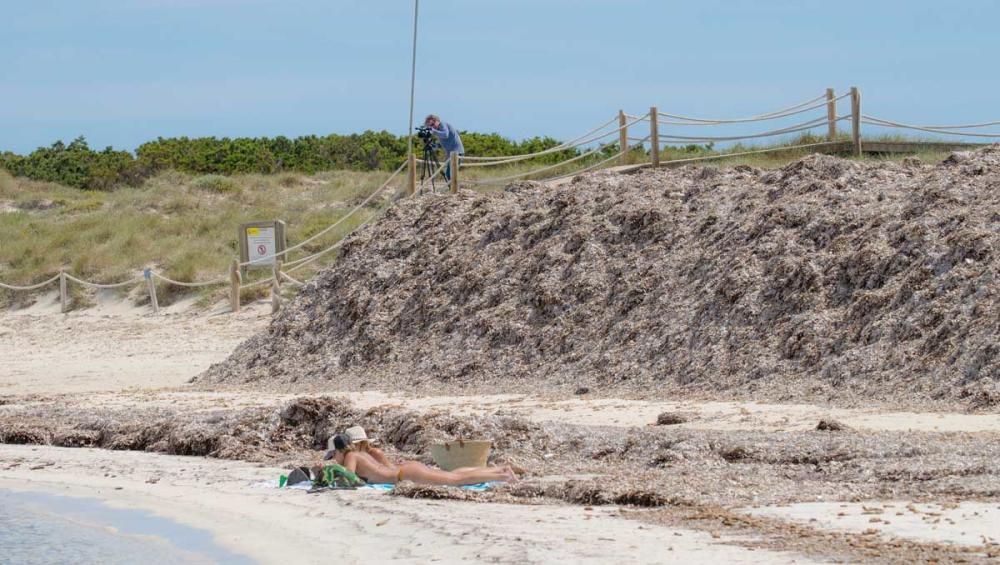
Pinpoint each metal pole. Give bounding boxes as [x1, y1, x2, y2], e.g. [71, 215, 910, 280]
[406, 0, 419, 162]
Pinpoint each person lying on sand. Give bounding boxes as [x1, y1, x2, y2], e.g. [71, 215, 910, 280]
[324, 433, 516, 486]
[341, 425, 392, 467]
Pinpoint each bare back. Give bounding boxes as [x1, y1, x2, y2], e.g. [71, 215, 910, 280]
[345, 451, 398, 483]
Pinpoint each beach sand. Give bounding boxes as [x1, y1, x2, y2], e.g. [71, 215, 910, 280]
[2, 306, 999, 563]
[0, 444, 821, 564]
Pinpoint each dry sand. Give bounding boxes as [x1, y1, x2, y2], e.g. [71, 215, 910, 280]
[3, 307, 1000, 562]
[0, 295, 270, 394]
[0, 306, 829, 563]
[746, 501, 1000, 548]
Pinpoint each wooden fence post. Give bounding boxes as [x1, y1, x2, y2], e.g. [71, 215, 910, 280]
[649, 106, 660, 167]
[449, 152, 459, 193]
[59, 269, 67, 313]
[143, 268, 159, 314]
[407, 153, 417, 195]
[618, 110, 628, 165]
[229, 259, 241, 314]
[826, 88, 837, 141]
[851, 86, 862, 157]
[271, 260, 283, 315]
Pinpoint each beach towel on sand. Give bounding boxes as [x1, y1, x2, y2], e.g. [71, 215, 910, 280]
[360, 482, 498, 492]
[315, 464, 365, 488]
[278, 464, 364, 490]
[279, 467, 499, 493]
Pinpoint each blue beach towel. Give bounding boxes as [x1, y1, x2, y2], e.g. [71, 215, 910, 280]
[361, 482, 497, 492]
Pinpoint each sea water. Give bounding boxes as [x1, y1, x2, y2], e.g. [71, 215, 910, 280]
[0, 489, 254, 564]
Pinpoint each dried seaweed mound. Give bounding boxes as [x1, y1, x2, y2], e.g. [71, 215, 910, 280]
[201, 147, 1000, 407]
[0, 396, 549, 464]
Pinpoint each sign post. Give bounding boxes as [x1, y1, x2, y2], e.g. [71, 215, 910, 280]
[238, 220, 287, 278]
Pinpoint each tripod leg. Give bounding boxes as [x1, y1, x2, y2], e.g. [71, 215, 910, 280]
[431, 157, 439, 191]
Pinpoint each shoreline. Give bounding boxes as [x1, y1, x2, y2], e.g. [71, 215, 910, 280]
[0, 445, 819, 564]
[0, 487, 252, 564]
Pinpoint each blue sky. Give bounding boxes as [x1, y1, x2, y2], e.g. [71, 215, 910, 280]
[2, 0, 999, 154]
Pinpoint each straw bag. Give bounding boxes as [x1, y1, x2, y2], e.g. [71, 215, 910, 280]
[429, 439, 492, 471]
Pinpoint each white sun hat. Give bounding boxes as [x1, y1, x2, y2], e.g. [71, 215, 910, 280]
[344, 426, 370, 444]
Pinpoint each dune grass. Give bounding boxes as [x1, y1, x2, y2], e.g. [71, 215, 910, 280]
[0, 168, 394, 307]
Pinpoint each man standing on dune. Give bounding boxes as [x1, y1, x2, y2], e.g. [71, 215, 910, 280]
[424, 114, 464, 182]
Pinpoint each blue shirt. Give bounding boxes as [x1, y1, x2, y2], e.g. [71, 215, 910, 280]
[431, 122, 464, 155]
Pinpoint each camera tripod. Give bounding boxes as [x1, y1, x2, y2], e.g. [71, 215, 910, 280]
[419, 139, 441, 192]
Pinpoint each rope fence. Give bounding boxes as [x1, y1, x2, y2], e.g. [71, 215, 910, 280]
[658, 93, 849, 125]
[6, 85, 999, 315]
[862, 115, 1000, 138]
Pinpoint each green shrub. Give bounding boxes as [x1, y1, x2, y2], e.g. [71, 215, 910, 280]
[1, 130, 590, 191]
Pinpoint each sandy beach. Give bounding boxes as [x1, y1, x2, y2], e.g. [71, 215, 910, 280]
[0, 305, 818, 563]
[2, 305, 999, 563]
[2, 444, 829, 564]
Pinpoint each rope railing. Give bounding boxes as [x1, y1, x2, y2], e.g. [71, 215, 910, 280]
[649, 140, 845, 166]
[862, 115, 1000, 138]
[899, 119, 1000, 130]
[461, 115, 620, 162]
[466, 147, 607, 186]
[461, 113, 645, 167]
[0, 273, 62, 291]
[735, 92, 829, 119]
[539, 148, 629, 184]
[239, 276, 273, 290]
[280, 272, 305, 287]
[658, 93, 846, 125]
[658, 115, 849, 143]
[460, 113, 649, 185]
[63, 273, 144, 290]
[151, 272, 227, 288]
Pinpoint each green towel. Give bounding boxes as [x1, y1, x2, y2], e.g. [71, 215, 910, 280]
[315, 463, 365, 488]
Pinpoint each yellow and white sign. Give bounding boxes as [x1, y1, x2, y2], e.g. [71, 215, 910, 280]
[247, 226, 276, 265]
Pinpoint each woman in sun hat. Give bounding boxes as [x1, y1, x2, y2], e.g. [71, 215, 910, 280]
[343, 425, 392, 466]
[326, 433, 515, 486]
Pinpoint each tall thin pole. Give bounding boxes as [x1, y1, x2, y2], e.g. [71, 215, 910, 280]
[407, 0, 419, 159]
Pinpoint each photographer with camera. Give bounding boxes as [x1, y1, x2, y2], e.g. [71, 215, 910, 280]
[423, 114, 464, 182]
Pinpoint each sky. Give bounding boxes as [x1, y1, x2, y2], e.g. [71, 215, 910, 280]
[2, 0, 999, 154]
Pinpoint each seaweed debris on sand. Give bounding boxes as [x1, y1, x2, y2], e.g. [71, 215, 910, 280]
[200, 148, 1000, 408]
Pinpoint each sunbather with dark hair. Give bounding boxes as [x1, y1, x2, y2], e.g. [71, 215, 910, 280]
[325, 434, 516, 486]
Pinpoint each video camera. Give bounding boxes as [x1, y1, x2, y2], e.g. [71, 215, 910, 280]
[415, 125, 438, 148]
